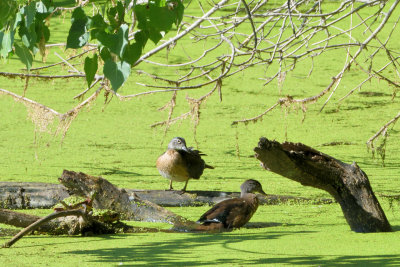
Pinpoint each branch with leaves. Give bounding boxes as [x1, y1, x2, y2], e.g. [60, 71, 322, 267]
[0, 0, 399, 154]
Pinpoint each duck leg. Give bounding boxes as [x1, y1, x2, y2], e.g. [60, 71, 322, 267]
[169, 180, 173, 190]
[181, 179, 189, 192]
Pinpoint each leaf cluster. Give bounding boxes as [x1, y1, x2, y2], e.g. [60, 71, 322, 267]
[0, 0, 185, 91]
[0, 0, 53, 70]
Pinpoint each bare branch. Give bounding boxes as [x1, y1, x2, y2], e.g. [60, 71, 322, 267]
[367, 111, 400, 148]
[0, 72, 85, 79]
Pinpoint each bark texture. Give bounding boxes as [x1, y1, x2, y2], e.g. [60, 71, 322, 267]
[254, 137, 391, 233]
[58, 170, 192, 226]
[0, 208, 87, 235]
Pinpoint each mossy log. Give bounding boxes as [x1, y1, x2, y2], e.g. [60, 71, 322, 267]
[58, 170, 192, 226]
[1, 208, 171, 248]
[0, 208, 93, 235]
[254, 137, 391, 233]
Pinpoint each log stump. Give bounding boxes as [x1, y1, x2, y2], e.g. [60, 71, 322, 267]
[254, 137, 391, 233]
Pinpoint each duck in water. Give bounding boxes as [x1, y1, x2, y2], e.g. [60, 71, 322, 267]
[196, 179, 266, 231]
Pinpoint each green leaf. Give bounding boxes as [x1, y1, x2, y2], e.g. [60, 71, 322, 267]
[0, 0, 18, 30]
[123, 30, 147, 65]
[35, 1, 48, 13]
[103, 59, 131, 91]
[172, 0, 185, 26]
[12, 12, 22, 31]
[35, 20, 50, 43]
[18, 23, 37, 51]
[134, 0, 184, 44]
[89, 14, 108, 40]
[15, 43, 33, 71]
[66, 7, 90, 49]
[99, 46, 111, 62]
[107, 1, 125, 30]
[35, 1, 53, 21]
[26, 2, 37, 28]
[0, 30, 14, 58]
[84, 54, 98, 88]
[96, 24, 129, 59]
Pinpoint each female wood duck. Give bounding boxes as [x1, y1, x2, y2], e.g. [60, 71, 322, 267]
[156, 137, 214, 192]
[196, 179, 266, 231]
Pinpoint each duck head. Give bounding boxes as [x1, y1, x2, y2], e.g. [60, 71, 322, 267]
[168, 137, 189, 152]
[240, 179, 266, 197]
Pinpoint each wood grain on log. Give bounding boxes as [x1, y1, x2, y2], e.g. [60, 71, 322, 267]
[254, 137, 391, 233]
[58, 170, 192, 226]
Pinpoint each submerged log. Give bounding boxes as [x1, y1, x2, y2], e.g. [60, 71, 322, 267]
[0, 182, 69, 209]
[254, 137, 392, 233]
[0, 182, 332, 209]
[129, 189, 332, 206]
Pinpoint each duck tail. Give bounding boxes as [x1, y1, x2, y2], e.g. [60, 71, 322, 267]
[205, 164, 214, 169]
[172, 221, 225, 233]
[194, 222, 225, 232]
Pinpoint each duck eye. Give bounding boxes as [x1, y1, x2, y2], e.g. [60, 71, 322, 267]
[177, 140, 181, 144]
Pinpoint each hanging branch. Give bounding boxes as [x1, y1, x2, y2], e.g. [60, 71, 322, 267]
[367, 111, 400, 151]
[1, 0, 399, 147]
[232, 77, 338, 125]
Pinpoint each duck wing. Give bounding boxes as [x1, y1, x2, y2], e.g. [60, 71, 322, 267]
[177, 149, 207, 179]
[197, 198, 253, 229]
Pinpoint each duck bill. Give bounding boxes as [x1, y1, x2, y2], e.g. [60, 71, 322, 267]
[258, 189, 267, 196]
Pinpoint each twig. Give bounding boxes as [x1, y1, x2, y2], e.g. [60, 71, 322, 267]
[54, 52, 83, 74]
[0, 88, 62, 117]
[367, 111, 400, 147]
[240, 0, 258, 48]
[232, 76, 338, 125]
[29, 48, 97, 71]
[0, 72, 85, 79]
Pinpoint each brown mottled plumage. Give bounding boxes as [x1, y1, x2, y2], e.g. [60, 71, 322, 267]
[196, 179, 266, 231]
[156, 137, 214, 191]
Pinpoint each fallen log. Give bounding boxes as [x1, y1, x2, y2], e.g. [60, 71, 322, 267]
[0, 182, 332, 209]
[0, 208, 92, 235]
[254, 137, 392, 233]
[58, 170, 193, 226]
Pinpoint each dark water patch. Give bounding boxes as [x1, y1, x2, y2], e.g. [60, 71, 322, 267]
[359, 91, 392, 97]
[245, 222, 284, 228]
[99, 169, 143, 177]
[318, 141, 356, 147]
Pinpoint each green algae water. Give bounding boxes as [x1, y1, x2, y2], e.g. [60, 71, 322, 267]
[0, 1, 399, 266]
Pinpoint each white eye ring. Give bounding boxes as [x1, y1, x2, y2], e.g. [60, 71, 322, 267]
[177, 140, 181, 144]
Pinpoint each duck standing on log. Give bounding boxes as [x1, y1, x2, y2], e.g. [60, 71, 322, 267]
[196, 179, 266, 231]
[156, 137, 214, 192]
